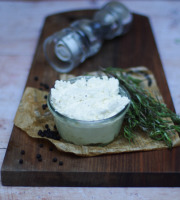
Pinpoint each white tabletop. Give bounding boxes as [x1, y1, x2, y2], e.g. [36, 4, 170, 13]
[0, 1, 180, 199]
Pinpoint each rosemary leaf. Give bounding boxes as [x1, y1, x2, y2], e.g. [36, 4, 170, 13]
[103, 67, 180, 148]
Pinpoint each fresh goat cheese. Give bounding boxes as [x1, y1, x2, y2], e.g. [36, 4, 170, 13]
[50, 76, 130, 121]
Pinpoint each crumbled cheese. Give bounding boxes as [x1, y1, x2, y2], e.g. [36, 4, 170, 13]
[51, 76, 130, 121]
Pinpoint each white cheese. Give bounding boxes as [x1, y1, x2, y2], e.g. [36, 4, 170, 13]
[51, 76, 130, 121]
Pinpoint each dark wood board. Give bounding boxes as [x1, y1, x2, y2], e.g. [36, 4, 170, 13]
[1, 10, 180, 187]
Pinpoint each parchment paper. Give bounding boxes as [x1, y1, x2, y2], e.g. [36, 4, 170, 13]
[14, 67, 180, 156]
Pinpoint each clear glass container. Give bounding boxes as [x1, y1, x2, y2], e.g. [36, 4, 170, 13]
[47, 76, 131, 146]
[43, 1, 133, 73]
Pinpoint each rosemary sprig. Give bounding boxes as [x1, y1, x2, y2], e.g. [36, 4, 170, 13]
[103, 67, 180, 148]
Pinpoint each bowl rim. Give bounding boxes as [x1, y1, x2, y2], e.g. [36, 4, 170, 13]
[47, 76, 131, 124]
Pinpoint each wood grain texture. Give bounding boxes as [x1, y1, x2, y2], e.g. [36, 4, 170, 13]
[1, 10, 180, 187]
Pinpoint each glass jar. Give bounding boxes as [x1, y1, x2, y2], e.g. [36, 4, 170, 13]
[43, 1, 133, 73]
[47, 76, 131, 146]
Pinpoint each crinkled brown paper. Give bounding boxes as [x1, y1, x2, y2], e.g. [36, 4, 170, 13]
[14, 67, 180, 157]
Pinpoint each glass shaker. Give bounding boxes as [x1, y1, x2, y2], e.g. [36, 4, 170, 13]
[43, 1, 133, 73]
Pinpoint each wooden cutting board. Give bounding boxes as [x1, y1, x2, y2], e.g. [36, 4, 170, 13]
[1, 10, 180, 187]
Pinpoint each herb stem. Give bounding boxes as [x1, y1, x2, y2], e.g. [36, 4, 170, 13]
[103, 67, 180, 148]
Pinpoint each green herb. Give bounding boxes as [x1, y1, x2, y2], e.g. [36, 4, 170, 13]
[103, 67, 180, 148]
